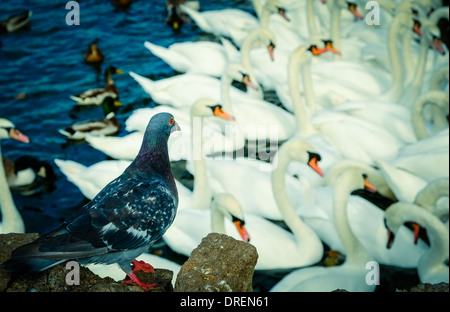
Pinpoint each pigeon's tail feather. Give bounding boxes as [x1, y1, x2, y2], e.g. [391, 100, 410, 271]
[2, 256, 66, 275]
[1, 226, 104, 276]
[1, 240, 68, 275]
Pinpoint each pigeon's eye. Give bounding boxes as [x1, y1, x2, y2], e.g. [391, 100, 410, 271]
[168, 117, 174, 125]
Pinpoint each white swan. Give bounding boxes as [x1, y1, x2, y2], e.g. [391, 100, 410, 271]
[96, 103, 244, 161]
[414, 178, 449, 224]
[385, 202, 449, 284]
[219, 62, 296, 142]
[144, 39, 230, 78]
[391, 136, 449, 183]
[400, 21, 448, 108]
[53, 158, 132, 200]
[410, 90, 449, 140]
[143, 28, 277, 100]
[286, 159, 428, 267]
[166, 104, 325, 269]
[162, 193, 251, 258]
[284, 40, 403, 167]
[172, 138, 326, 269]
[0, 118, 29, 234]
[270, 167, 380, 292]
[332, 89, 448, 144]
[128, 65, 256, 110]
[312, 6, 442, 107]
[180, 0, 287, 47]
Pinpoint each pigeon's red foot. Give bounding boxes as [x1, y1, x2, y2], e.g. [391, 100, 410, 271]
[122, 272, 157, 291]
[131, 259, 155, 273]
[121, 259, 157, 291]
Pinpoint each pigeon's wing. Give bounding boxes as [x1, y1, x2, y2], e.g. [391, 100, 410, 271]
[66, 174, 178, 251]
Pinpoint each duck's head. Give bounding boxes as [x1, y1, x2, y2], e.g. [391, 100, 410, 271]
[166, 5, 184, 32]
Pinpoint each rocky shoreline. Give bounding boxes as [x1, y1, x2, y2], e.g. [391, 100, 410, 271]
[0, 232, 448, 292]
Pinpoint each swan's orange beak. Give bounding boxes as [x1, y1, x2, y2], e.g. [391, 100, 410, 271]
[363, 175, 377, 192]
[413, 20, 422, 36]
[278, 7, 290, 22]
[411, 223, 421, 244]
[268, 42, 275, 61]
[213, 106, 234, 121]
[324, 40, 341, 55]
[384, 218, 395, 249]
[9, 128, 30, 143]
[431, 37, 446, 55]
[386, 229, 395, 249]
[309, 45, 328, 56]
[348, 3, 363, 20]
[308, 153, 324, 176]
[242, 74, 259, 91]
[233, 218, 250, 243]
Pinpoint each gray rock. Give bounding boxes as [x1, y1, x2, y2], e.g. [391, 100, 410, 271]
[0, 233, 172, 292]
[174, 232, 258, 292]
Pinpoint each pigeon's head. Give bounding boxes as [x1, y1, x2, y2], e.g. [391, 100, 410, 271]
[147, 112, 181, 140]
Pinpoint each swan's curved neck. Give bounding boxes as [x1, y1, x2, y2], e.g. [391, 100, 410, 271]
[389, 203, 449, 280]
[330, 1, 342, 61]
[240, 31, 264, 99]
[307, 0, 318, 36]
[190, 116, 212, 209]
[333, 173, 371, 266]
[221, 70, 235, 116]
[386, 12, 412, 102]
[259, 1, 277, 29]
[210, 202, 226, 233]
[252, 0, 264, 18]
[0, 145, 25, 233]
[288, 46, 316, 136]
[428, 65, 449, 91]
[401, 34, 430, 107]
[415, 178, 450, 213]
[411, 91, 449, 140]
[272, 147, 323, 255]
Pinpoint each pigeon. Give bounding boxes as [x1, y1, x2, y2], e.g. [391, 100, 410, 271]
[2, 112, 180, 290]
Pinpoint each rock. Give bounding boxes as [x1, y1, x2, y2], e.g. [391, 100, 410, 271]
[396, 282, 449, 292]
[0, 233, 172, 292]
[0, 233, 39, 292]
[174, 233, 258, 292]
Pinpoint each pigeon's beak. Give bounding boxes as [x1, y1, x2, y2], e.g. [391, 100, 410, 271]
[9, 128, 30, 143]
[171, 121, 181, 134]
